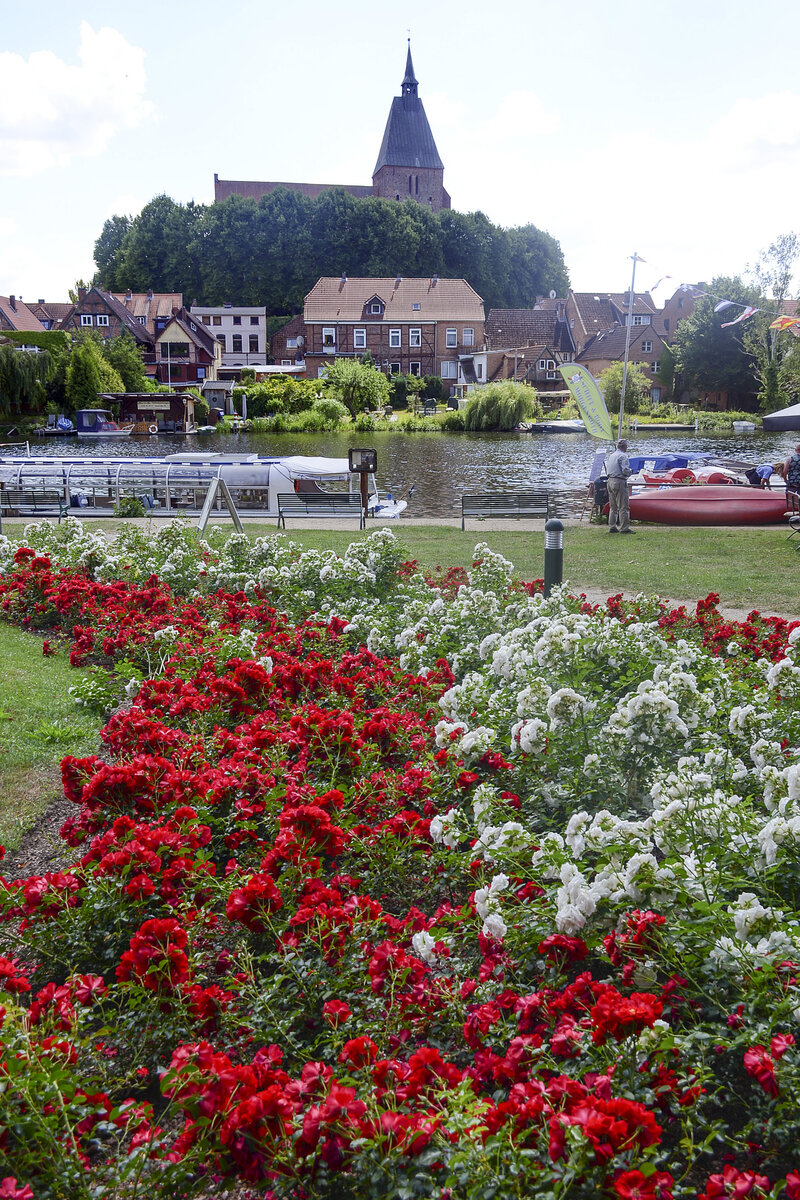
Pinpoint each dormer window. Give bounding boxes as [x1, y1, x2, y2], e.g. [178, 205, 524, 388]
[412, 303, 420, 311]
[371, 303, 381, 314]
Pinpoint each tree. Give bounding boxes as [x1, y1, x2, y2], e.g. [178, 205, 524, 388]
[598, 361, 651, 414]
[102, 330, 149, 392]
[656, 343, 676, 401]
[0, 346, 51, 417]
[93, 215, 132, 289]
[65, 339, 114, 408]
[322, 359, 390, 416]
[744, 233, 800, 412]
[674, 276, 761, 403]
[463, 381, 539, 430]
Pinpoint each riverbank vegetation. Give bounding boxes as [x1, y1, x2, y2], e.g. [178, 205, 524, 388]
[2, 522, 800, 1195]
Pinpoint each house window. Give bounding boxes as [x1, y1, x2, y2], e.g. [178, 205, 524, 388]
[538, 359, 547, 369]
[232, 315, 242, 326]
[409, 328, 421, 348]
[388, 362, 401, 374]
[162, 342, 189, 357]
[249, 335, 258, 353]
[409, 361, 421, 376]
[463, 328, 474, 346]
[547, 359, 556, 370]
[650, 387, 662, 404]
[631, 314, 651, 326]
[212, 315, 222, 326]
[445, 328, 458, 348]
[546, 371, 557, 380]
[317, 365, 327, 378]
[370, 303, 382, 314]
[201, 315, 210, 324]
[217, 335, 226, 350]
[282, 359, 292, 366]
[678, 299, 684, 309]
[197, 367, 206, 379]
[664, 318, 670, 332]
[354, 328, 367, 349]
[232, 335, 242, 352]
[389, 328, 401, 348]
[322, 327, 336, 348]
[441, 361, 458, 379]
[412, 303, 420, 311]
[652, 360, 660, 373]
[476, 363, 483, 379]
[642, 339, 653, 353]
[286, 337, 297, 349]
[80, 314, 93, 326]
[96, 314, 109, 327]
[250, 316, 259, 326]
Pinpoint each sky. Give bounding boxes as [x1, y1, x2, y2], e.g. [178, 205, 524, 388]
[2, 0, 800, 307]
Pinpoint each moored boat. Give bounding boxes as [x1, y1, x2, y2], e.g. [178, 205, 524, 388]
[76, 409, 135, 439]
[629, 485, 788, 525]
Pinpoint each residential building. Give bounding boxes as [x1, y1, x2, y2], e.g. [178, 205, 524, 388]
[538, 291, 658, 355]
[110, 291, 183, 338]
[575, 325, 671, 404]
[155, 312, 222, 389]
[270, 313, 307, 368]
[0, 295, 46, 336]
[190, 304, 268, 376]
[27, 300, 72, 330]
[61, 287, 158, 375]
[480, 307, 576, 391]
[295, 276, 484, 391]
[655, 285, 699, 339]
[214, 44, 450, 213]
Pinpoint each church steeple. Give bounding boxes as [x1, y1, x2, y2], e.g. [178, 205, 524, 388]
[401, 41, 418, 98]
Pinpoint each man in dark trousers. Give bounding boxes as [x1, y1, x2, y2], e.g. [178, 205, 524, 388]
[605, 439, 634, 534]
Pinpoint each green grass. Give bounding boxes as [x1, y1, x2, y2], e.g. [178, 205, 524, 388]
[0, 623, 99, 850]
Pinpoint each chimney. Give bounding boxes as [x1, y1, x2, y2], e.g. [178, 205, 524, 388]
[172, 305, 180, 317]
[146, 288, 153, 300]
[8, 295, 16, 312]
[432, 274, 438, 285]
[78, 287, 86, 302]
[395, 274, 402, 288]
[38, 298, 45, 305]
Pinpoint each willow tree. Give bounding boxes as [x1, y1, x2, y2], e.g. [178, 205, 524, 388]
[0, 345, 52, 417]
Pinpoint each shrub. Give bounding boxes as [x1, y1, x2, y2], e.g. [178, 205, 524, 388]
[463, 381, 540, 431]
[441, 410, 465, 431]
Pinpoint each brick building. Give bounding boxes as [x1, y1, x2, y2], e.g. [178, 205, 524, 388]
[214, 45, 450, 213]
[575, 325, 671, 403]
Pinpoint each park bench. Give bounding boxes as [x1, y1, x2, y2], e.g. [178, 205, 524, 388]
[277, 492, 366, 529]
[0, 486, 69, 522]
[461, 490, 552, 531]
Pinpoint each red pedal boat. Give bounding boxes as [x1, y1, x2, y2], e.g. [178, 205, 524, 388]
[629, 485, 788, 525]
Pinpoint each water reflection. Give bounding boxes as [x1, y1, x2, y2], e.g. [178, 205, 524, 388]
[26, 428, 800, 519]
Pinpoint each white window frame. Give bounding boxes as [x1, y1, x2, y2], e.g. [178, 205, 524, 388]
[412, 302, 421, 311]
[370, 302, 382, 314]
[389, 328, 401, 348]
[463, 327, 474, 347]
[286, 337, 297, 349]
[547, 359, 556, 370]
[476, 363, 483, 379]
[538, 358, 547, 370]
[353, 328, 367, 349]
[409, 361, 421, 376]
[96, 314, 109, 327]
[641, 339, 653, 353]
[322, 327, 336, 348]
[80, 314, 93, 326]
[441, 361, 458, 379]
[445, 328, 458, 348]
[631, 314, 651, 326]
[282, 359, 292, 366]
[388, 362, 401, 374]
[546, 371, 557, 380]
[652, 360, 661, 373]
[409, 327, 421, 348]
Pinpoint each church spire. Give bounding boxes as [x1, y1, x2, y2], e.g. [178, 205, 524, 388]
[401, 40, 418, 98]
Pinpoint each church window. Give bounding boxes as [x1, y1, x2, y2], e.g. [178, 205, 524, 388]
[409, 328, 421, 348]
[463, 328, 474, 346]
[389, 329, 401, 348]
[409, 361, 421, 376]
[415, 175, 419, 195]
[408, 175, 413, 194]
[232, 335, 242, 352]
[395, 194, 400, 201]
[354, 328, 367, 349]
[445, 328, 458, 348]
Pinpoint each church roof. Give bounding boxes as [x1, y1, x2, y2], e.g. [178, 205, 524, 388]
[373, 47, 444, 174]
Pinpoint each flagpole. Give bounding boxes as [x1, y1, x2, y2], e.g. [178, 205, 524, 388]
[619, 252, 641, 436]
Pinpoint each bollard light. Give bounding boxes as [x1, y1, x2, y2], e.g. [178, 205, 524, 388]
[544, 518, 564, 598]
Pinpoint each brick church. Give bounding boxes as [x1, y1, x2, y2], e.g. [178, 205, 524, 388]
[214, 45, 451, 213]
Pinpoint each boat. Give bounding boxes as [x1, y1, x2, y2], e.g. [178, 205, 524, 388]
[529, 419, 587, 434]
[75, 409, 135, 439]
[0, 452, 408, 520]
[33, 415, 76, 437]
[732, 420, 756, 433]
[629, 484, 788, 525]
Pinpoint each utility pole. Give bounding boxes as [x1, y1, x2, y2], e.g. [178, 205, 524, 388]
[619, 252, 642, 435]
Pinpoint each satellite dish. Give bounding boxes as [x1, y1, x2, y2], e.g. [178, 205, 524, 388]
[549, 290, 557, 299]
[296, 335, 305, 346]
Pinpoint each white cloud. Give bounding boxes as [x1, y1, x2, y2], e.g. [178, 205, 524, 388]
[0, 22, 154, 176]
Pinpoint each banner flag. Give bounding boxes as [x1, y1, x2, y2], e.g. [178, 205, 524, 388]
[769, 315, 800, 331]
[714, 300, 735, 313]
[559, 363, 614, 441]
[721, 306, 759, 328]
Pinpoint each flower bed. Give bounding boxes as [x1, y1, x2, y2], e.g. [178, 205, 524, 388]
[1, 521, 800, 1198]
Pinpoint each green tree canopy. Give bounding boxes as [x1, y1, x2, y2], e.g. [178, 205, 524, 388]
[674, 276, 762, 402]
[463, 380, 539, 430]
[102, 330, 150, 392]
[598, 361, 652, 414]
[94, 190, 570, 314]
[322, 359, 390, 416]
[65, 339, 103, 408]
[0, 346, 51, 417]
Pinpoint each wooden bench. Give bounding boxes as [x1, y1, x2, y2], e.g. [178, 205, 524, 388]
[461, 491, 551, 530]
[277, 492, 366, 529]
[0, 487, 69, 522]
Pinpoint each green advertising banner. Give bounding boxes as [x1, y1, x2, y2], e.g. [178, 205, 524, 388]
[558, 363, 614, 441]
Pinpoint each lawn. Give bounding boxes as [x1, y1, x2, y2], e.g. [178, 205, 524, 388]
[3, 517, 799, 614]
[0, 622, 98, 850]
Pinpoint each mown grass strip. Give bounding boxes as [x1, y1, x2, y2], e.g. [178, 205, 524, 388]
[0, 622, 98, 850]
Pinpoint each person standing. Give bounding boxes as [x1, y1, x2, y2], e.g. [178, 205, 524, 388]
[605, 439, 634, 534]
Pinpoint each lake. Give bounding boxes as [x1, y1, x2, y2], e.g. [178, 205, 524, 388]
[25, 427, 800, 519]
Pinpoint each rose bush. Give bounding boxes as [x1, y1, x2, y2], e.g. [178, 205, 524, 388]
[0, 521, 799, 1196]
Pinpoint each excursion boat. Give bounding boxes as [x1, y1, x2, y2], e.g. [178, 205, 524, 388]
[629, 484, 789, 525]
[76, 409, 135, 439]
[0, 452, 408, 519]
[529, 419, 587, 434]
